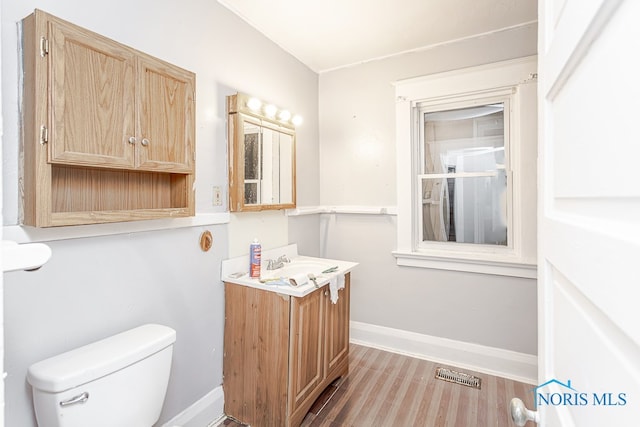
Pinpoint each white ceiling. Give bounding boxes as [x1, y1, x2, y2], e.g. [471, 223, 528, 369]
[217, 0, 538, 73]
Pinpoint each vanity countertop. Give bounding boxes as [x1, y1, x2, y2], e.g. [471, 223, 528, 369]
[221, 244, 358, 297]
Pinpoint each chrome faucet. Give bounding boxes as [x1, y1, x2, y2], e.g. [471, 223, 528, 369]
[265, 254, 290, 270]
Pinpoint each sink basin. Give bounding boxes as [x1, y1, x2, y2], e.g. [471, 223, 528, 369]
[263, 260, 335, 279]
[221, 244, 358, 297]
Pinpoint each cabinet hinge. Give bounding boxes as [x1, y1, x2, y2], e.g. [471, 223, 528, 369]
[40, 37, 49, 57]
[39, 125, 48, 145]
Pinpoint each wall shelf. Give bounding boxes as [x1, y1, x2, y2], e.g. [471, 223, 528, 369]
[286, 205, 398, 216]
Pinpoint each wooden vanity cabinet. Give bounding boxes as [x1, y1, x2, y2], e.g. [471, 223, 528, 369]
[21, 9, 195, 227]
[223, 274, 351, 427]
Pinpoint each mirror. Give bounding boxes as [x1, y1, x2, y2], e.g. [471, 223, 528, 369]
[227, 93, 297, 211]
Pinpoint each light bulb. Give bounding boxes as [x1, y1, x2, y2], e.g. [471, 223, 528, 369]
[247, 97, 262, 111]
[278, 110, 291, 122]
[292, 115, 303, 126]
[264, 104, 277, 118]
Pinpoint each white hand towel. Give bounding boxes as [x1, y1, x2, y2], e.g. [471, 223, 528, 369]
[289, 273, 309, 287]
[329, 274, 345, 304]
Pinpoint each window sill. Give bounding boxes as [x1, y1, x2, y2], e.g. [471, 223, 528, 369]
[392, 250, 537, 278]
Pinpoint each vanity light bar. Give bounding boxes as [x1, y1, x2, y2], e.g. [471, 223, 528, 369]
[231, 92, 302, 127]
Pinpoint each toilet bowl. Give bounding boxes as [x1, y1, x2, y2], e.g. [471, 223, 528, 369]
[27, 324, 176, 427]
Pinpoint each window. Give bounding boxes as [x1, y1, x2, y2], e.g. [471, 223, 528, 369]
[419, 100, 509, 247]
[393, 57, 538, 278]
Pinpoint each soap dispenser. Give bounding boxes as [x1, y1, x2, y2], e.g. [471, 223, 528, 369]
[249, 238, 261, 278]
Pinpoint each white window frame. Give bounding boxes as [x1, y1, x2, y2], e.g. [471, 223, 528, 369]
[393, 56, 538, 278]
[416, 94, 512, 249]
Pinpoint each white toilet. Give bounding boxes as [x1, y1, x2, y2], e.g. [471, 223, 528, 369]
[27, 324, 176, 427]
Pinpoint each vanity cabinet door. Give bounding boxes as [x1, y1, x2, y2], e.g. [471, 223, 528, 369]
[289, 288, 324, 415]
[324, 274, 350, 378]
[223, 283, 290, 426]
[136, 54, 195, 173]
[48, 14, 136, 169]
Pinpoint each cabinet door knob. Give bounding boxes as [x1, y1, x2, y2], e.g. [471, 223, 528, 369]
[128, 136, 136, 144]
[141, 138, 150, 146]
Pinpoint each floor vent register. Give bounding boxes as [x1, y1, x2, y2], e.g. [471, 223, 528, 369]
[435, 367, 482, 390]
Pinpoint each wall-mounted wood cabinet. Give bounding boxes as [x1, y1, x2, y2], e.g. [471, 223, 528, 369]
[21, 9, 195, 227]
[223, 275, 351, 427]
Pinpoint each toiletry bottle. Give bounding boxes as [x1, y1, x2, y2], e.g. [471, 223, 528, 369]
[249, 238, 261, 278]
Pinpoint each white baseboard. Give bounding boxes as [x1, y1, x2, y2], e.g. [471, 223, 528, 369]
[161, 386, 224, 427]
[350, 321, 537, 385]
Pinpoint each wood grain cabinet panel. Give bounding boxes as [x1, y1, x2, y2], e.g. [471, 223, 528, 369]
[223, 283, 290, 426]
[224, 273, 351, 427]
[325, 278, 350, 377]
[47, 16, 136, 169]
[136, 55, 194, 172]
[289, 288, 324, 414]
[21, 9, 195, 226]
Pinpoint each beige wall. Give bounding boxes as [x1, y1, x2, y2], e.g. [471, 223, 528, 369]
[305, 22, 539, 354]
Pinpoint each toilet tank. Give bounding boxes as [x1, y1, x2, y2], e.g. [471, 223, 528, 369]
[27, 324, 176, 427]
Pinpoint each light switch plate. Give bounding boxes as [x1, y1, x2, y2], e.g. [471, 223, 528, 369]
[213, 186, 222, 206]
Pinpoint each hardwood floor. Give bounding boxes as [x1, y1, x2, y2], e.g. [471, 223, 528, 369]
[222, 343, 535, 427]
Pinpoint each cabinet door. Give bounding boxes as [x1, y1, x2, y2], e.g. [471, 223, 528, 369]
[289, 289, 324, 414]
[136, 55, 195, 172]
[325, 275, 350, 377]
[223, 283, 290, 426]
[48, 16, 136, 168]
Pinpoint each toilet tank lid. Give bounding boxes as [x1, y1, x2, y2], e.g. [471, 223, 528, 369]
[27, 324, 176, 393]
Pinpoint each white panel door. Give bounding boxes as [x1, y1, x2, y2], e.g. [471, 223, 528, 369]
[512, 0, 640, 426]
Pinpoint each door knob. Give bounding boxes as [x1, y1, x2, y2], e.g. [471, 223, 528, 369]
[141, 138, 150, 146]
[510, 398, 539, 426]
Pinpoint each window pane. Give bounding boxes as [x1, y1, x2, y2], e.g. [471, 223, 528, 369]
[420, 102, 508, 247]
[423, 104, 504, 174]
[421, 177, 451, 241]
[422, 172, 507, 245]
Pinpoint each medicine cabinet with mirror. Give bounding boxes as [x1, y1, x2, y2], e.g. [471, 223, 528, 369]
[227, 93, 298, 212]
